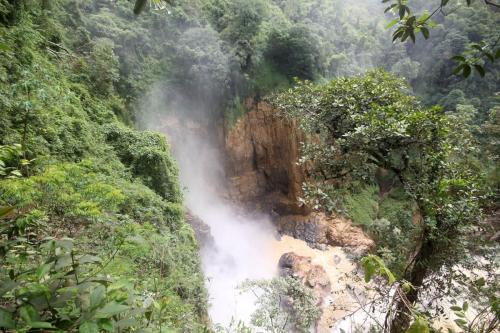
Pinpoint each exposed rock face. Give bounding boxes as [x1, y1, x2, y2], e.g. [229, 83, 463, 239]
[224, 100, 375, 251]
[185, 212, 215, 248]
[278, 252, 331, 302]
[278, 212, 375, 253]
[225, 100, 307, 214]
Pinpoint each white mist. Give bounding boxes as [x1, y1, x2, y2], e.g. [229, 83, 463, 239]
[147, 110, 279, 327]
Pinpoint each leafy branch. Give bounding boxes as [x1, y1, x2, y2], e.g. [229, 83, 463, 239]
[383, 0, 500, 78]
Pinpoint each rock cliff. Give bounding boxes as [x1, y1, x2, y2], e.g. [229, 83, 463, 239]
[225, 99, 307, 215]
[224, 100, 374, 251]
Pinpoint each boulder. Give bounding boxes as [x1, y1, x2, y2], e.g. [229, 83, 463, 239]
[278, 252, 331, 301]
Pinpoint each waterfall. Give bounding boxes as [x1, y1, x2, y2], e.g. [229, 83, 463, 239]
[158, 116, 279, 326]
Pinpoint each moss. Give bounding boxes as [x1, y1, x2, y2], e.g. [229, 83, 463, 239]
[343, 184, 379, 226]
[224, 95, 247, 130]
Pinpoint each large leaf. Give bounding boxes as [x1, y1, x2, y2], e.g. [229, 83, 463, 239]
[406, 317, 430, 333]
[95, 302, 129, 318]
[79, 321, 100, 333]
[90, 285, 106, 310]
[19, 305, 40, 323]
[0, 308, 15, 329]
[98, 318, 114, 332]
[36, 263, 53, 281]
[30, 322, 55, 329]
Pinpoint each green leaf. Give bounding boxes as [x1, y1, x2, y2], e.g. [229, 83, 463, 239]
[30, 322, 55, 329]
[125, 235, 146, 245]
[406, 317, 430, 333]
[55, 254, 73, 270]
[19, 305, 39, 323]
[451, 55, 466, 62]
[471, 44, 483, 52]
[386, 19, 399, 29]
[0, 280, 18, 297]
[0, 43, 10, 52]
[361, 257, 376, 282]
[0, 308, 15, 329]
[36, 263, 53, 281]
[399, 5, 406, 19]
[475, 277, 485, 287]
[90, 285, 106, 310]
[463, 65, 471, 78]
[474, 65, 485, 77]
[79, 321, 100, 333]
[421, 27, 429, 39]
[117, 318, 138, 329]
[98, 318, 114, 332]
[95, 301, 129, 318]
[78, 254, 102, 265]
[453, 64, 465, 75]
[9, 170, 22, 177]
[55, 238, 74, 250]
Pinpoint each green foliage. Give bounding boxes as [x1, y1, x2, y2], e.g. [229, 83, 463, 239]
[264, 25, 322, 81]
[238, 277, 321, 333]
[104, 124, 182, 203]
[86, 38, 120, 96]
[0, 161, 207, 331]
[383, 0, 499, 78]
[0, 144, 25, 178]
[343, 184, 379, 227]
[0, 2, 208, 331]
[405, 316, 429, 333]
[361, 255, 396, 285]
[250, 60, 290, 97]
[175, 26, 230, 98]
[272, 69, 488, 330]
[224, 96, 246, 129]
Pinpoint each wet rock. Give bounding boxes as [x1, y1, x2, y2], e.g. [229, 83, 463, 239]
[278, 212, 375, 252]
[278, 252, 331, 301]
[185, 212, 215, 248]
[225, 100, 308, 214]
[278, 214, 328, 246]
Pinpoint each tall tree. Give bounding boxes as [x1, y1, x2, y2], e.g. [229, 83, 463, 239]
[272, 70, 483, 332]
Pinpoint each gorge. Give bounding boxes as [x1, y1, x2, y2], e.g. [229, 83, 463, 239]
[141, 98, 377, 331]
[0, 1, 497, 332]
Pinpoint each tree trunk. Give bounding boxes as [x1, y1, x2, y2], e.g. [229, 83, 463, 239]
[389, 232, 435, 333]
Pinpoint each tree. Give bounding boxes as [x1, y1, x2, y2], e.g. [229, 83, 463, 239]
[238, 277, 320, 333]
[271, 70, 484, 332]
[86, 38, 120, 96]
[382, 0, 500, 78]
[264, 25, 322, 81]
[133, 0, 170, 15]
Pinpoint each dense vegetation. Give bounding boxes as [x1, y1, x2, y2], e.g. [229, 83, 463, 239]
[0, 0, 498, 332]
[273, 69, 498, 332]
[0, 1, 207, 331]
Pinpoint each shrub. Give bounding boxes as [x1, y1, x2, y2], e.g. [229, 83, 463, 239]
[103, 124, 182, 203]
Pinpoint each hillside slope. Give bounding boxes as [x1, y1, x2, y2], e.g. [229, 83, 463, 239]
[0, 2, 207, 331]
